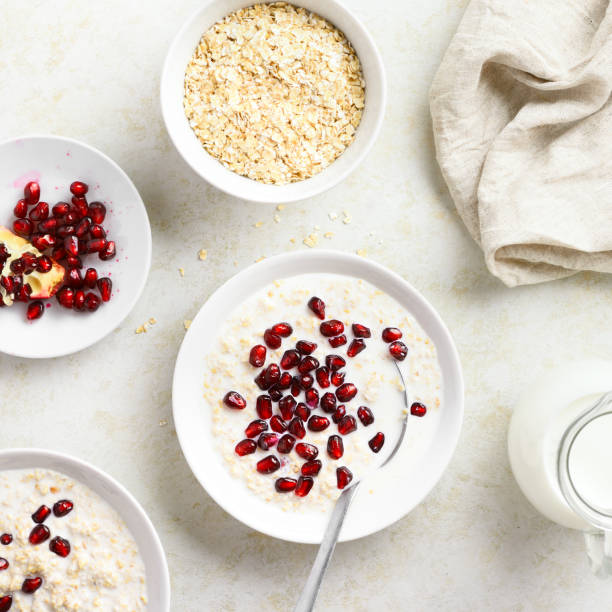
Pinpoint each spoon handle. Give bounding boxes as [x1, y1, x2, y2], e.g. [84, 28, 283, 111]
[293, 483, 360, 612]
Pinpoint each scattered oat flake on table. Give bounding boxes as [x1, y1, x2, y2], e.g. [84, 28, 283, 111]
[303, 233, 319, 248]
[255, 256, 266, 263]
[198, 249, 208, 261]
[183, 2, 365, 185]
[178, 267, 185, 277]
[324, 232, 334, 239]
[356, 248, 367, 257]
[183, 320, 192, 330]
[254, 221, 264, 228]
[148, 317, 157, 325]
[159, 419, 168, 427]
[277, 204, 285, 211]
[329, 212, 338, 221]
[273, 214, 281, 224]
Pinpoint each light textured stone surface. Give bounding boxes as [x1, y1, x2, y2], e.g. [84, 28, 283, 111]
[2, 1, 612, 610]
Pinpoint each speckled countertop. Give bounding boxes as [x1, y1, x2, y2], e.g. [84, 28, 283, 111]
[2, 1, 612, 610]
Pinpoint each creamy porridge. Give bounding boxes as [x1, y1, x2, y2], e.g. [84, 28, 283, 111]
[204, 274, 442, 513]
[0, 469, 146, 611]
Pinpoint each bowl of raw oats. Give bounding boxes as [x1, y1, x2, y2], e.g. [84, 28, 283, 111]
[161, 0, 386, 203]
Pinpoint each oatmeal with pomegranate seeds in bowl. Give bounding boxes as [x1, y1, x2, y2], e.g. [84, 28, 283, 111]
[0, 469, 146, 611]
[204, 274, 442, 513]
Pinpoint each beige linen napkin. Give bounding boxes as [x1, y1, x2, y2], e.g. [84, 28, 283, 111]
[430, 0, 612, 287]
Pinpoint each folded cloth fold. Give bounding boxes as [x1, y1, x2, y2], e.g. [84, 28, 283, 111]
[430, 0, 612, 287]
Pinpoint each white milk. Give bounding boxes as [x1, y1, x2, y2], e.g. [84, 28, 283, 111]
[508, 360, 612, 531]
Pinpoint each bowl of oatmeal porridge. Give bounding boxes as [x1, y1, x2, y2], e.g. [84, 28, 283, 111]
[0, 448, 170, 611]
[173, 251, 463, 543]
[161, 0, 386, 203]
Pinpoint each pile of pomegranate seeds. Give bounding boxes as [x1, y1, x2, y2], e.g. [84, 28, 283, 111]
[225, 294, 431, 499]
[0, 497, 74, 605]
[0, 180, 116, 320]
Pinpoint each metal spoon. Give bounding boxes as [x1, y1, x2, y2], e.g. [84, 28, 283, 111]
[294, 361, 411, 612]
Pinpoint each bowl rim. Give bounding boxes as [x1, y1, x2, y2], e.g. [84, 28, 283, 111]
[172, 249, 465, 543]
[0, 133, 152, 359]
[0, 446, 171, 610]
[160, 0, 387, 204]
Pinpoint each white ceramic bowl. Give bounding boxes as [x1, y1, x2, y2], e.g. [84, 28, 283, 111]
[172, 251, 464, 543]
[0, 447, 170, 610]
[161, 0, 386, 203]
[0, 135, 152, 359]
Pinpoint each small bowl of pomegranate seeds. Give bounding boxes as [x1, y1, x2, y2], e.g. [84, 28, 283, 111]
[0, 135, 152, 358]
[173, 250, 464, 543]
[0, 448, 170, 611]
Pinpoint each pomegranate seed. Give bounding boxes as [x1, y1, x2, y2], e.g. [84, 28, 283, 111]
[0, 244, 8, 265]
[254, 370, 268, 390]
[235, 439, 257, 456]
[352, 323, 371, 338]
[90, 224, 106, 239]
[305, 388, 319, 407]
[299, 373, 314, 390]
[307, 296, 325, 319]
[35, 255, 53, 273]
[410, 402, 427, 417]
[0, 534, 12, 545]
[357, 406, 375, 426]
[70, 181, 88, 196]
[29, 201, 49, 221]
[336, 466, 353, 489]
[13, 218, 33, 237]
[308, 415, 329, 432]
[269, 415, 287, 433]
[39, 218, 59, 234]
[64, 235, 79, 256]
[97, 277, 112, 302]
[298, 462, 323, 483]
[382, 327, 403, 343]
[315, 366, 330, 388]
[290, 376, 301, 396]
[87, 202, 106, 225]
[279, 396, 296, 420]
[270, 385, 284, 402]
[24, 181, 40, 204]
[337, 415, 357, 436]
[329, 335, 347, 347]
[295, 442, 319, 460]
[327, 435, 344, 459]
[272, 322, 292, 337]
[56, 287, 74, 309]
[28, 524, 50, 545]
[389, 341, 408, 361]
[320, 319, 344, 337]
[57, 224, 76, 238]
[15, 284, 32, 303]
[73, 290, 85, 311]
[320, 392, 337, 413]
[71, 196, 88, 217]
[295, 403, 310, 421]
[332, 405, 346, 424]
[53, 499, 74, 517]
[66, 268, 83, 288]
[249, 344, 267, 367]
[296, 340, 317, 355]
[277, 433, 295, 454]
[331, 371, 346, 387]
[294, 476, 314, 497]
[223, 391, 246, 410]
[347, 339, 366, 358]
[257, 432, 279, 450]
[52, 202, 70, 218]
[278, 372, 292, 389]
[245, 419, 268, 438]
[325, 355, 346, 371]
[10, 258, 25, 275]
[275, 478, 297, 493]
[0, 596, 11, 612]
[26, 301, 44, 321]
[280, 349, 300, 370]
[298, 355, 319, 374]
[336, 383, 357, 403]
[368, 432, 385, 453]
[99, 240, 116, 260]
[22, 577, 43, 594]
[31, 505, 51, 524]
[288, 416, 306, 439]
[0, 558, 7, 571]
[75, 216, 91, 238]
[82, 268, 97, 288]
[14, 199, 28, 218]
[264, 363, 280, 387]
[255, 395, 272, 419]
[49, 536, 71, 558]
[32, 233, 56, 251]
[263, 328, 282, 349]
[64, 211, 79, 224]
[86, 238, 107, 254]
[256, 455, 280, 474]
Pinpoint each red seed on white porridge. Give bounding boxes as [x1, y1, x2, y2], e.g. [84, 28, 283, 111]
[204, 275, 442, 513]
